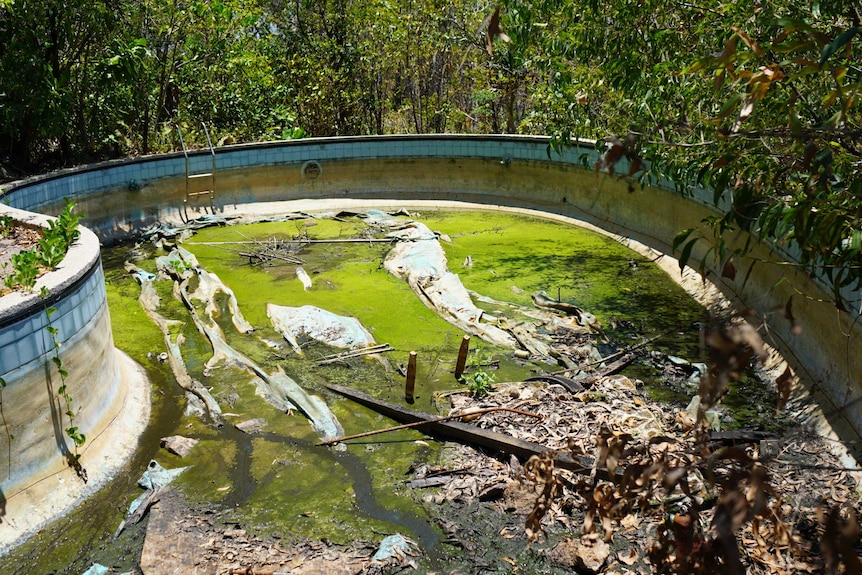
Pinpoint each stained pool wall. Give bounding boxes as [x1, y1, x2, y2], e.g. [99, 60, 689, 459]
[3, 134, 861, 466]
[0, 204, 149, 550]
[0, 206, 115, 491]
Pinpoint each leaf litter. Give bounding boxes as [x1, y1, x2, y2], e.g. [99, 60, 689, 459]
[411, 367, 862, 574]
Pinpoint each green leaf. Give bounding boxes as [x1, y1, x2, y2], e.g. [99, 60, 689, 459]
[672, 228, 695, 251]
[776, 18, 815, 35]
[678, 238, 698, 272]
[819, 27, 860, 67]
[715, 94, 742, 119]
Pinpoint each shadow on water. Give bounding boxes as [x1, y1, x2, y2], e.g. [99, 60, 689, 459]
[221, 425, 257, 508]
[245, 431, 443, 559]
[332, 448, 443, 559]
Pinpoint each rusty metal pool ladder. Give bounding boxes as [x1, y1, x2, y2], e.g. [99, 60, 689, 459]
[177, 123, 216, 203]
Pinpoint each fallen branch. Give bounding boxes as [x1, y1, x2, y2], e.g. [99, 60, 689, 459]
[238, 250, 305, 265]
[318, 406, 542, 446]
[576, 352, 637, 387]
[315, 343, 394, 365]
[525, 373, 584, 393]
[325, 384, 601, 475]
[553, 330, 669, 374]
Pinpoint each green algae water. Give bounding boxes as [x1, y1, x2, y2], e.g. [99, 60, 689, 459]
[3, 208, 721, 574]
[139, 209, 709, 541]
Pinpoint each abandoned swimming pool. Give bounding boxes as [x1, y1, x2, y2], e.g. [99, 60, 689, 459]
[0, 135, 859, 572]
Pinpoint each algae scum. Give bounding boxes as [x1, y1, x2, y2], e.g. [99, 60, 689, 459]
[6, 208, 739, 573]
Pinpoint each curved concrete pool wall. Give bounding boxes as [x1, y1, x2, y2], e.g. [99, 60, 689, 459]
[4, 134, 861, 458]
[0, 206, 149, 550]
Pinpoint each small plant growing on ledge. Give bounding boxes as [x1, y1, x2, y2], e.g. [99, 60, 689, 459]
[2, 201, 81, 292]
[461, 348, 498, 397]
[0, 202, 88, 482]
[0, 214, 13, 237]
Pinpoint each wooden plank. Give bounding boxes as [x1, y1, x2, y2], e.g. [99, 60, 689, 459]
[325, 384, 596, 475]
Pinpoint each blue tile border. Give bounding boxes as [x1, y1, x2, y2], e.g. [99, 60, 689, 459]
[0, 262, 105, 378]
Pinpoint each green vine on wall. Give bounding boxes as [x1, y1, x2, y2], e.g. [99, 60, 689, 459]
[0, 376, 10, 480]
[41, 288, 88, 483]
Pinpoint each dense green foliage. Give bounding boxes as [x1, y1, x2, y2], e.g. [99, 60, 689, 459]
[0, 0, 860, 306]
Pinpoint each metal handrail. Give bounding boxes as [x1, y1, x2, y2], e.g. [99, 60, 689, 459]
[176, 123, 216, 203]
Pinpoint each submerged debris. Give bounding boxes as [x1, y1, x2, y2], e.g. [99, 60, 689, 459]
[127, 261, 225, 426]
[81, 565, 136, 575]
[235, 418, 267, 434]
[131, 248, 345, 442]
[239, 236, 307, 266]
[371, 533, 416, 562]
[367, 210, 602, 368]
[267, 304, 378, 355]
[531, 289, 598, 329]
[295, 266, 312, 289]
[160, 435, 199, 458]
[114, 460, 189, 539]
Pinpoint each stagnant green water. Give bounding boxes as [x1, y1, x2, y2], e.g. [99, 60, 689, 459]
[4, 209, 728, 573]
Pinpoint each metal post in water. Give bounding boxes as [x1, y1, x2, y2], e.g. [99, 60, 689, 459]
[405, 351, 418, 403]
[454, 334, 471, 379]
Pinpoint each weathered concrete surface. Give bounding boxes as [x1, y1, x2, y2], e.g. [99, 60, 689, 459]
[0, 205, 151, 552]
[0, 350, 149, 552]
